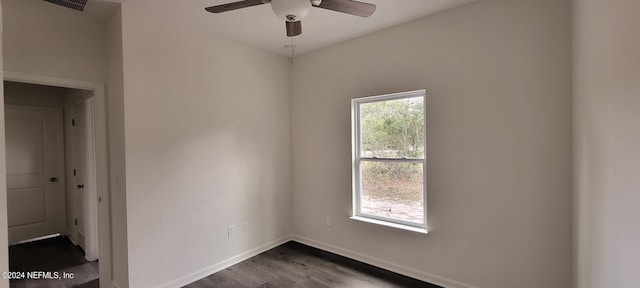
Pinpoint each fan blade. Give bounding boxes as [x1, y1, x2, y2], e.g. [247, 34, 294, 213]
[286, 21, 302, 37]
[314, 0, 376, 17]
[205, 0, 269, 13]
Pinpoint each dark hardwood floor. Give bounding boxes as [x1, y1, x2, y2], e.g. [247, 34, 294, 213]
[184, 241, 441, 288]
[8, 236, 99, 288]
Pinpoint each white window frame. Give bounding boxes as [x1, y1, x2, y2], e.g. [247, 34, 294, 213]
[351, 90, 428, 233]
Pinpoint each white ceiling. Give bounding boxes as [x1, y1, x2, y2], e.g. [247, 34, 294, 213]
[84, 0, 476, 57]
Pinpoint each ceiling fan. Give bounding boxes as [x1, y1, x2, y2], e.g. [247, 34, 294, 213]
[205, 0, 376, 37]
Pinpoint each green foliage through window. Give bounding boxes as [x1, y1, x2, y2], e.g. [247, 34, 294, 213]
[360, 97, 424, 158]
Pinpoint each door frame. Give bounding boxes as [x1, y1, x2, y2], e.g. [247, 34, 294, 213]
[3, 71, 111, 286]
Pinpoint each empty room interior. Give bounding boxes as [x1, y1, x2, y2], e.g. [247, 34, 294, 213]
[0, 0, 638, 288]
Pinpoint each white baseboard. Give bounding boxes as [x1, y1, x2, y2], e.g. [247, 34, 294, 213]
[291, 235, 480, 288]
[153, 234, 478, 288]
[158, 235, 293, 288]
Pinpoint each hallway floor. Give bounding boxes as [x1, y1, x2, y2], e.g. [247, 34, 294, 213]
[9, 236, 99, 288]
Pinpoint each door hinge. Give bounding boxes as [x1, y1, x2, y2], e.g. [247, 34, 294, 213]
[74, 219, 78, 226]
[73, 169, 76, 176]
[72, 119, 76, 126]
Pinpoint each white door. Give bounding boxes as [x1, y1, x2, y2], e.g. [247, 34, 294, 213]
[72, 101, 86, 250]
[6, 105, 65, 244]
[71, 99, 99, 261]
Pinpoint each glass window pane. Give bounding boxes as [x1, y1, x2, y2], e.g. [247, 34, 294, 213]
[360, 161, 424, 224]
[359, 97, 424, 158]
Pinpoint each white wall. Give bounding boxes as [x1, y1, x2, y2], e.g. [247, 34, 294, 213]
[105, 5, 129, 288]
[574, 1, 640, 287]
[290, 0, 572, 287]
[2, 0, 106, 83]
[120, 1, 292, 287]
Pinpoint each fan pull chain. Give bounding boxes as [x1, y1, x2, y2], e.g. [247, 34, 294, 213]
[289, 38, 296, 66]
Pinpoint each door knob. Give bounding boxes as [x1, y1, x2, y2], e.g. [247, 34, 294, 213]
[77, 184, 84, 189]
[50, 177, 58, 183]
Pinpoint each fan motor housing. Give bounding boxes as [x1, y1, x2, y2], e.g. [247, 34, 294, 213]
[271, 0, 311, 21]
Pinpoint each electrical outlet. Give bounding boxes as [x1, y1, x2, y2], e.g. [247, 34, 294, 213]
[243, 222, 249, 232]
[228, 225, 235, 238]
[325, 216, 331, 226]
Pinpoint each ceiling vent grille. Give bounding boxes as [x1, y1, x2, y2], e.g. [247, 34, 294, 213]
[42, 0, 88, 12]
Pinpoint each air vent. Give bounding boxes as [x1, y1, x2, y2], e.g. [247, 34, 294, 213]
[42, 0, 88, 12]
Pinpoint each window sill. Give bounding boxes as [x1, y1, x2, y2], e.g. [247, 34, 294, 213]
[349, 216, 429, 234]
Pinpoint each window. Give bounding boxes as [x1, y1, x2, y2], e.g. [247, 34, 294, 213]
[351, 90, 427, 232]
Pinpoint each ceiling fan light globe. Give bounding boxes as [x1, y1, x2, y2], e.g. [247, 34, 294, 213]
[271, 0, 311, 21]
[311, 0, 322, 6]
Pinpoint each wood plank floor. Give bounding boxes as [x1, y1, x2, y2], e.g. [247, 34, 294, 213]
[184, 241, 441, 288]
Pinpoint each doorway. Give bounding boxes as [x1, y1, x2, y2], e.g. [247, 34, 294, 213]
[5, 103, 65, 244]
[3, 72, 111, 288]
